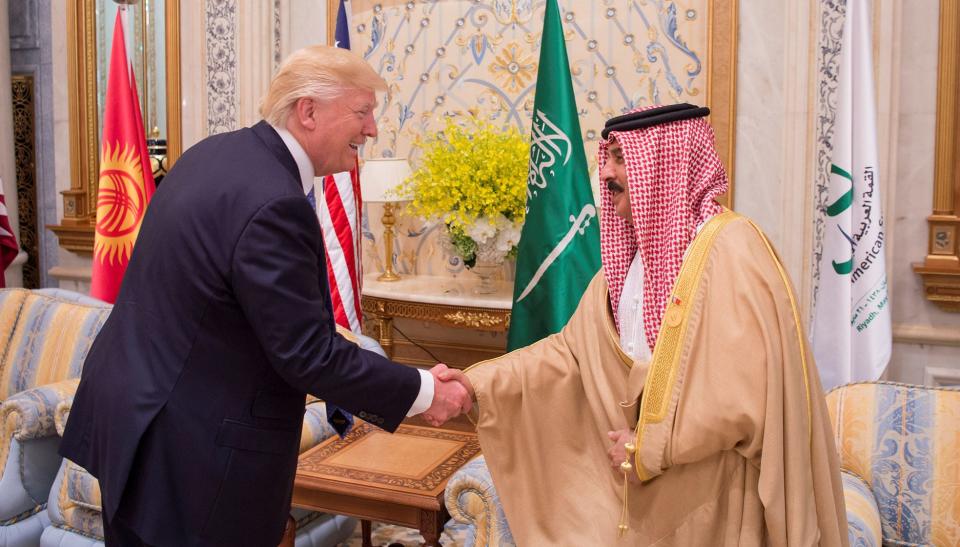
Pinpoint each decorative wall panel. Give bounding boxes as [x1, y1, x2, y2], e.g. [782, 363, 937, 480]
[810, 0, 844, 318]
[12, 75, 39, 289]
[352, 0, 711, 163]
[347, 0, 730, 278]
[205, 0, 238, 135]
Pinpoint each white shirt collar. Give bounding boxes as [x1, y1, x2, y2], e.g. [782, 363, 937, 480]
[272, 125, 315, 195]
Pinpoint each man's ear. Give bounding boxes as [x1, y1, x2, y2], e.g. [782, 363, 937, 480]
[292, 97, 317, 131]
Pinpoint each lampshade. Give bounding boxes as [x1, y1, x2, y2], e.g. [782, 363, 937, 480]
[359, 158, 413, 203]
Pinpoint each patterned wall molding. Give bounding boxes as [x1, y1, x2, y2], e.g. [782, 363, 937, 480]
[12, 75, 39, 289]
[205, 0, 239, 135]
[273, 0, 283, 71]
[810, 0, 845, 319]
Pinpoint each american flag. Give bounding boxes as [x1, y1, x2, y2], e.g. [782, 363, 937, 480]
[318, 0, 364, 437]
[0, 178, 19, 288]
[319, 0, 364, 335]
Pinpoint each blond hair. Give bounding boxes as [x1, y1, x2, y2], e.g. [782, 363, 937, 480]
[260, 45, 387, 126]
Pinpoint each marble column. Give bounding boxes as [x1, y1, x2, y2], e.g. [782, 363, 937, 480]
[0, 0, 27, 287]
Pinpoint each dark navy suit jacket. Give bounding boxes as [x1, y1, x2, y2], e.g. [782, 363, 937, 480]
[60, 122, 421, 546]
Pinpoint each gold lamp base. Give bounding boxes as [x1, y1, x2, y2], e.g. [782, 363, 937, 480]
[378, 202, 401, 282]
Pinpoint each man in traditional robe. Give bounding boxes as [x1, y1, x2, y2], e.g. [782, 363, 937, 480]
[447, 104, 849, 545]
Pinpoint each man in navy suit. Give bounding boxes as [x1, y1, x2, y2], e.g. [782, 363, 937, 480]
[60, 45, 471, 546]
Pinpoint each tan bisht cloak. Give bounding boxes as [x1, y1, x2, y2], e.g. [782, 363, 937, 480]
[466, 212, 848, 546]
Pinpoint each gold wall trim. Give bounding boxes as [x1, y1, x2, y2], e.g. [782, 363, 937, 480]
[934, 0, 958, 214]
[708, 0, 739, 208]
[327, 0, 338, 46]
[915, 0, 960, 311]
[167, 1, 182, 165]
[51, 1, 183, 254]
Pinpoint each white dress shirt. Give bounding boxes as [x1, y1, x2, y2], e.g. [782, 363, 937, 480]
[617, 221, 710, 361]
[272, 125, 435, 416]
[617, 251, 653, 362]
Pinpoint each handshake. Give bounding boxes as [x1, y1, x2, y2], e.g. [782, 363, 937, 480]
[421, 363, 475, 426]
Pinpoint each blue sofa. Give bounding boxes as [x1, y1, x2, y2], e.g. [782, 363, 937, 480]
[0, 288, 368, 546]
[444, 381, 960, 547]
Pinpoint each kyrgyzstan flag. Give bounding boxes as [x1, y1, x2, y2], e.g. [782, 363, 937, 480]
[91, 10, 155, 303]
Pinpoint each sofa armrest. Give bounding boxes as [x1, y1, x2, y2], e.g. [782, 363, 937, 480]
[0, 379, 80, 519]
[300, 401, 337, 454]
[1, 379, 80, 443]
[841, 470, 882, 547]
[444, 456, 515, 547]
[54, 399, 72, 437]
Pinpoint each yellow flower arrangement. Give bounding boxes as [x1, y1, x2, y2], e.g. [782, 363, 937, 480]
[401, 117, 528, 266]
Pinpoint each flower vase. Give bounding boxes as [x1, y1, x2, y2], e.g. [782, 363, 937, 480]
[468, 259, 501, 295]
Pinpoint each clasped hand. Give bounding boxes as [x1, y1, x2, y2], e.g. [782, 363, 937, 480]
[421, 364, 475, 426]
[608, 429, 640, 484]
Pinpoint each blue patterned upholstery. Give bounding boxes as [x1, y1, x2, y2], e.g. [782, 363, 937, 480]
[445, 456, 515, 547]
[0, 287, 371, 546]
[448, 383, 960, 547]
[0, 289, 109, 547]
[826, 382, 960, 547]
[0, 290, 110, 399]
[842, 471, 882, 547]
[45, 399, 355, 546]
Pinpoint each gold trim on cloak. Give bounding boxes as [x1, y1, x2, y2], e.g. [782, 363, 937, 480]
[631, 209, 738, 481]
[630, 211, 815, 482]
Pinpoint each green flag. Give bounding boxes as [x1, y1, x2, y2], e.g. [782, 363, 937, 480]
[507, 0, 601, 351]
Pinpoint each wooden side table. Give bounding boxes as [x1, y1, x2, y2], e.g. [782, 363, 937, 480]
[293, 421, 480, 546]
[361, 274, 512, 361]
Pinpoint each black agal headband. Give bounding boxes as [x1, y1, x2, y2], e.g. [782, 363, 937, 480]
[601, 103, 710, 140]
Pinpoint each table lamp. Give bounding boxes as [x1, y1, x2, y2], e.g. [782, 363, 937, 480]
[360, 158, 413, 281]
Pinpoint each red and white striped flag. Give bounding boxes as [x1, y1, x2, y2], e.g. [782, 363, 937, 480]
[319, 0, 364, 334]
[0, 178, 19, 288]
[318, 169, 364, 333]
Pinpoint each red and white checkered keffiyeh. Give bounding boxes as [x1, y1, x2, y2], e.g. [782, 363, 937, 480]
[599, 105, 728, 351]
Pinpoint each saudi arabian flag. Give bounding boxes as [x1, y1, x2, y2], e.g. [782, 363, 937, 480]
[507, 0, 600, 351]
[812, 0, 891, 391]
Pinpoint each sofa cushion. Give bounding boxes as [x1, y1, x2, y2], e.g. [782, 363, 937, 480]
[56, 459, 103, 539]
[46, 459, 103, 542]
[0, 289, 29, 376]
[0, 293, 110, 398]
[826, 382, 960, 546]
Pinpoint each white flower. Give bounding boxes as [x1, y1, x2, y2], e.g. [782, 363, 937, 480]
[494, 221, 523, 252]
[465, 217, 497, 244]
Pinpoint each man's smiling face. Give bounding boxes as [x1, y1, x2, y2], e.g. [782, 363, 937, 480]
[298, 89, 378, 177]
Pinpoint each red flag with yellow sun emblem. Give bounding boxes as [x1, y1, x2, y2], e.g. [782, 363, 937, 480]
[91, 10, 156, 303]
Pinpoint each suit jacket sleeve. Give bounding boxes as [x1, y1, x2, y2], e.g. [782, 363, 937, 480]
[230, 195, 421, 431]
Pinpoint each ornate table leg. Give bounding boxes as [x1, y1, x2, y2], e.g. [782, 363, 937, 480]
[419, 509, 443, 547]
[362, 519, 374, 547]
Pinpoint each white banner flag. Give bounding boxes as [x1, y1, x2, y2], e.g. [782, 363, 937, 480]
[812, 0, 891, 391]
